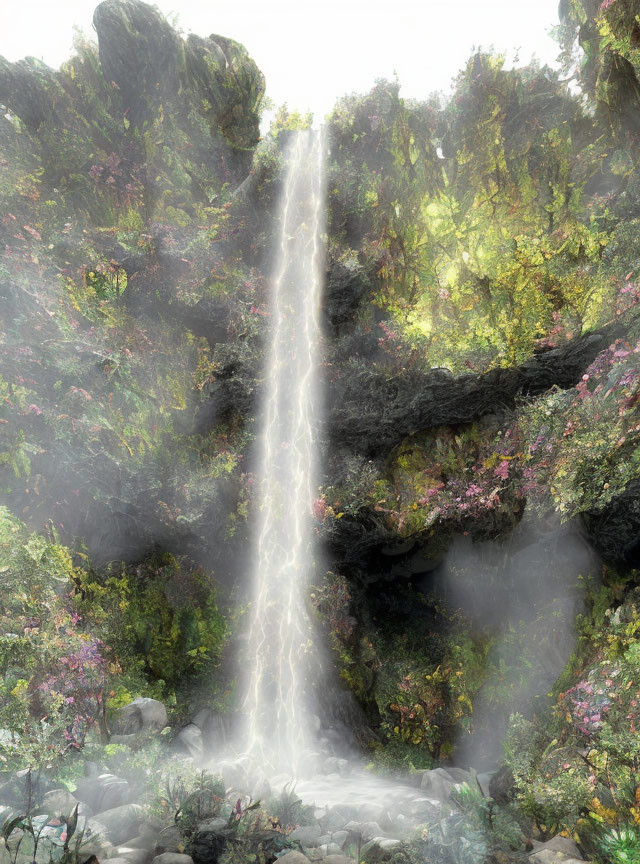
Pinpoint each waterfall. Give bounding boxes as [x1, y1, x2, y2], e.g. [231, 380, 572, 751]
[244, 129, 327, 776]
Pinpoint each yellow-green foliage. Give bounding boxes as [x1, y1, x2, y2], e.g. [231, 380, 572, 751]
[0, 508, 109, 766]
[77, 554, 228, 693]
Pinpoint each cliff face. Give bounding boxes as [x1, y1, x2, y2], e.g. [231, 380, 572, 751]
[3, 0, 640, 799]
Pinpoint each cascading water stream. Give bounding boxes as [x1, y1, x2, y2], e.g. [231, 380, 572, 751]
[235, 131, 452, 825]
[243, 129, 327, 777]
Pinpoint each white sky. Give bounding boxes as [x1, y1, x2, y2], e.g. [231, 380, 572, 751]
[0, 0, 562, 119]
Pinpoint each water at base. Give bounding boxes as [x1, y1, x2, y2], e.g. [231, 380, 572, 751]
[242, 129, 327, 777]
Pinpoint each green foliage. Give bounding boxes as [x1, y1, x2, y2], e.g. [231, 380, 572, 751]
[263, 783, 314, 830]
[520, 329, 640, 518]
[390, 783, 524, 864]
[327, 56, 624, 372]
[0, 508, 112, 770]
[174, 771, 226, 837]
[503, 587, 640, 849]
[593, 824, 640, 864]
[77, 554, 228, 695]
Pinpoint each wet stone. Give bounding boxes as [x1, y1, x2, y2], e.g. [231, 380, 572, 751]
[288, 825, 322, 847]
[277, 853, 312, 864]
[361, 837, 401, 863]
[117, 847, 151, 864]
[152, 855, 195, 864]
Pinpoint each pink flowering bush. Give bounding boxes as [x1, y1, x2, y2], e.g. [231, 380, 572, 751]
[506, 587, 640, 846]
[0, 507, 115, 767]
[519, 330, 640, 517]
[322, 420, 525, 539]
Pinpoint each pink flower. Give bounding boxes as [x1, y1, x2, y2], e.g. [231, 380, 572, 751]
[494, 461, 510, 480]
[312, 498, 327, 520]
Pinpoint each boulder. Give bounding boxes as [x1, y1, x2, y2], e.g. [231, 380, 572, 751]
[529, 854, 587, 864]
[41, 789, 85, 818]
[288, 825, 322, 847]
[407, 796, 441, 822]
[332, 831, 348, 848]
[361, 837, 401, 863]
[112, 698, 168, 735]
[319, 807, 350, 832]
[529, 834, 590, 863]
[75, 831, 115, 861]
[530, 836, 582, 858]
[321, 757, 350, 776]
[489, 764, 516, 804]
[346, 822, 383, 843]
[74, 773, 135, 813]
[0, 769, 55, 808]
[190, 823, 231, 864]
[93, 0, 183, 124]
[175, 724, 204, 760]
[420, 767, 470, 802]
[152, 854, 194, 864]
[324, 260, 372, 329]
[191, 708, 226, 749]
[184, 32, 265, 149]
[320, 843, 344, 856]
[127, 835, 157, 851]
[154, 825, 185, 855]
[0, 57, 64, 131]
[117, 848, 151, 864]
[324, 858, 357, 864]
[276, 853, 311, 864]
[86, 803, 146, 845]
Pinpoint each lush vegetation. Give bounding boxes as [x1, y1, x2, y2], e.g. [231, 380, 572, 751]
[3, 0, 640, 861]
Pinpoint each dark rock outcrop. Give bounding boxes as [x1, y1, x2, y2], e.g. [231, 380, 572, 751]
[0, 56, 64, 131]
[328, 320, 633, 459]
[325, 260, 373, 330]
[583, 479, 640, 566]
[93, 0, 183, 124]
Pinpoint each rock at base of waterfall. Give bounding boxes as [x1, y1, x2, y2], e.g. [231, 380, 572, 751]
[288, 825, 322, 847]
[112, 698, 168, 735]
[75, 832, 115, 861]
[152, 854, 195, 864]
[319, 842, 345, 856]
[86, 803, 146, 846]
[331, 830, 348, 848]
[343, 821, 383, 843]
[278, 850, 311, 864]
[321, 757, 350, 776]
[191, 708, 226, 749]
[407, 795, 442, 822]
[318, 807, 351, 832]
[419, 767, 472, 802]
[360, 837, 401, 863]
[529, 854, 590, 864]
[42, 788, 86, 818]
[117, 847, 151, 864]
[529, 834, 591, 862]
[275, 853, 312, 864]
[175, 724, 204, 759]
[126, 834, 156, 852]
[74, 773, 135, 813]
[218, 759, 250, 794]
[98, 857, 132, 864]
[488, 763, 515, 803]
[324, 857, 358, 864]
